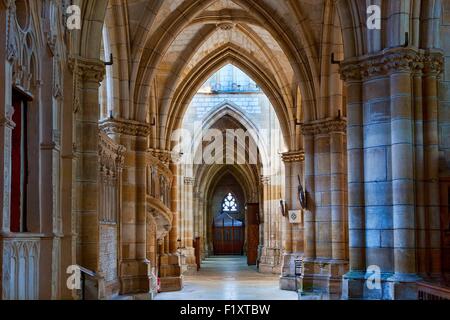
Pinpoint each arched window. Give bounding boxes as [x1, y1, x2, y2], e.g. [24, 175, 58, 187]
[222, 193, 238, 212]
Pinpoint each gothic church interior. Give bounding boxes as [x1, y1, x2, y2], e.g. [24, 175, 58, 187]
[0, 0, 450, 301]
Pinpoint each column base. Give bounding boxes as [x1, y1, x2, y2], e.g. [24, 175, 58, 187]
[387, 273, 421, 300]
[159, 276, 183, 292]
[119, 260, 150, 295]
[279, 252, 303, 291]
[300, 259, 348, 300]
[259, 247, 282, 274]
[180, 247, 196, 273]
[159, 254, 183, 292]
[342, 271, 420, 300]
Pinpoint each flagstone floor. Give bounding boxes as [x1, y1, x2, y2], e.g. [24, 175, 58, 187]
[155, 256, 297, 300]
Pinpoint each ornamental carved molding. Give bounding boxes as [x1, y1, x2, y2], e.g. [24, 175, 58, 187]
[301, 118, 347, 136]
[146, 151, 173, 182]
[69, 56, 105, 113]
[281, 150, 305, 163]
[148, 148, 173, 166]
[99, 118, 152, 138]
[99, 131, 126, 177]
[339, 48, 444, 82]
[68, 56, 105, 82]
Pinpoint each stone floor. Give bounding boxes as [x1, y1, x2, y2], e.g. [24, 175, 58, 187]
[155, 256, 298, 300]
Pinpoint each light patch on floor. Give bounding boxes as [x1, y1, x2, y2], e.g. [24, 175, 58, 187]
[155, 256, 298, 300]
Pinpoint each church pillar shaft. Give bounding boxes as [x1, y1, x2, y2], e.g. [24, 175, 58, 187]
[303, 135, 316, 259]
[330, 130, 346, 261]
[390, 71, 417, 276]
[346, 81, 366, 273]
[70, 57, 105, 270]
[422, 71, 441, 275]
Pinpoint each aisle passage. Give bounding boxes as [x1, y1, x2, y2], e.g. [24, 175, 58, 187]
[155, 256, 297, 300]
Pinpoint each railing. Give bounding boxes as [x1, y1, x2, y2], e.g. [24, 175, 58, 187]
[417, 281, 450, 300]
[78, 266, 105, 300]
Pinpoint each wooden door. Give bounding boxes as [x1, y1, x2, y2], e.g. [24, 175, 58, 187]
[213, 225, 244, 255]
[194, 237, 201, 271]
[246, 203, 259, 265]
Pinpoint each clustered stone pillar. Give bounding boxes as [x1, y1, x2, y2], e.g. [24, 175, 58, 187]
[300, 118, 348, 299]
[339, 48, 444, 300]
[99, 118, 151, 294]
[279, 151, 305, 291]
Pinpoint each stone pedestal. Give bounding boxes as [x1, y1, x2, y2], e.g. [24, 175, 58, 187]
[300, 259, 348, 300]
[159, 254, 183, 292]
[279, 252, 303, 291]
[259, 247, 282, 274]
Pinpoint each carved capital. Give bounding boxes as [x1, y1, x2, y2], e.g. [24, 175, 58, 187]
[149, 148, 173, 166]
[99, 118, 152, 138]
[281, 150, 305, 163]
[99, 131, 126, 174]
[339, 48, 444, 81]
[68, 56, 105, 82]
[301, 118, 347, 136]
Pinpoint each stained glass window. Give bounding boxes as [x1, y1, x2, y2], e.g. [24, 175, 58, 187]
[222, 193, 238, 212]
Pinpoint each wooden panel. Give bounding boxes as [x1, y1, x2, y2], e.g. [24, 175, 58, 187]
[246, 203, 259, 265]
[194, 237, 201, 271]
[213, 226, 244, 255]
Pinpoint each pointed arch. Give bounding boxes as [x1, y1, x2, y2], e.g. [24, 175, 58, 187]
[162, 45, 297, 152]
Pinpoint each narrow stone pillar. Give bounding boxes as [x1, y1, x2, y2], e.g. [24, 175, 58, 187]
[169, 163, 179, 254]
[69, 57, 105, 272]
[341, 80, 366, 299]
[183, 177, 196, 267]
[279, 151, 305, 291]
[330, 128, 347, 261]
[259, 175, 281, 274]
[389, 71, 418, 280]
[422, 61, 442, 276]
[302, 134, 316, 260]
[282, 161, 293, 253]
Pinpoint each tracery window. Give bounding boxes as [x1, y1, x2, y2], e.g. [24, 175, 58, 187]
[222, 193, 238, 212]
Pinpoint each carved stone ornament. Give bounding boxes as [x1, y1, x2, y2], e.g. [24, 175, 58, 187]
[99, 118, 152, 138]
[301, 118, 347, 136]
[339, 48, 444, 82]
[281, 150, 305, 163]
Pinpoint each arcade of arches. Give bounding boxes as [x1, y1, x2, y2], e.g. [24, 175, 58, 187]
[1, 0, 450, 300]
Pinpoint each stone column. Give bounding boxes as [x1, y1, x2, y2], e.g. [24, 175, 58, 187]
[183, 177, 196, 268]
[302, 133, 316, 261]
[259, 175, 282, 274]
[279, 151, 305, 291]
[341, 80, 366, 299]
[99, 118, 151, 295]
[388, 69, 419, 283]
[300, 119, 348, 299]
[69, 57, 105, 274]
[330, 126, 347, 261]
[422, 59, 442, 277]
[169, 163, 179, 254]
[338, 48, 444, 300]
